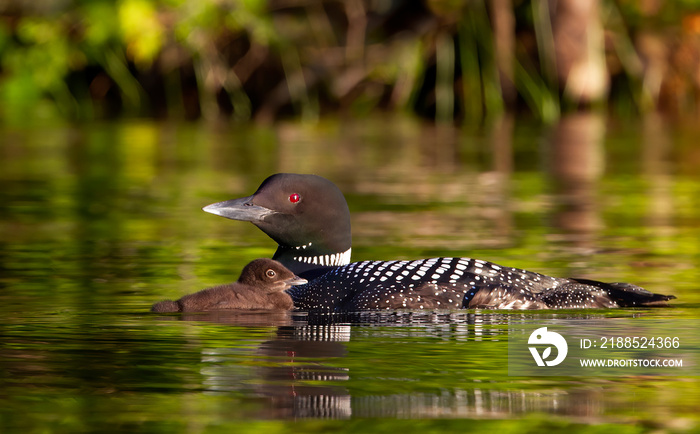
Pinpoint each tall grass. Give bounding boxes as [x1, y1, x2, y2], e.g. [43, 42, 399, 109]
[0, 0, 696, 123]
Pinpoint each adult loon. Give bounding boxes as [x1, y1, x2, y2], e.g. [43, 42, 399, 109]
[151, 258, 306, 312]
[203, 173, 675, 311]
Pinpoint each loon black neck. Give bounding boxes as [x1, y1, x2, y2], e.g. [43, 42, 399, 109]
[272, 245, 352, 277]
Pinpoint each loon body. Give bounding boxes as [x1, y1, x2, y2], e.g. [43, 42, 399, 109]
[151, 258, 306, 312]
[203, 174, 675, 312]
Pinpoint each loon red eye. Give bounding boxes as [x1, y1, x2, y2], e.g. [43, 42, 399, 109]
[289, 193, 300, 203]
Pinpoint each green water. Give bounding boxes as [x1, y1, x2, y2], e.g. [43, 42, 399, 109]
[1, 114, 699, 433]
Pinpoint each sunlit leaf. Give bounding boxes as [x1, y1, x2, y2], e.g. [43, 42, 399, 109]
[118, 0, 165, 67]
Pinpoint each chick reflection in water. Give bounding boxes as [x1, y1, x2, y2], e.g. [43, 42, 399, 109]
[151, 259, 307, 312]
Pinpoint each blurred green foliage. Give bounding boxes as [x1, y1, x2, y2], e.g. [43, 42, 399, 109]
[2, 0, 700, 123]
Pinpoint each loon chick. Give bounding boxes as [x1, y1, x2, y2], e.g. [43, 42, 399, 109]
[203, 173, 675, 311]
[151, 258, 307, 312]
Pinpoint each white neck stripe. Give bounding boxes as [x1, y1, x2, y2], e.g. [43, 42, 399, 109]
[293, 248, 352, 266]
[293, 242, 313, 250]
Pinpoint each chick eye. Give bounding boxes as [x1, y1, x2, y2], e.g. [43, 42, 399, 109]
[266, 269, 276, 278]
[289, 193, 300, 203]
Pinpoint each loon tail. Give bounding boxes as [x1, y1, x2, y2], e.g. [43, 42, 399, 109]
[571, 279, 676, 307]
[151, 300, 180, 313]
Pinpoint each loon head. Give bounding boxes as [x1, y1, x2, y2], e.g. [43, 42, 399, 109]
[203, 173, 352, 274]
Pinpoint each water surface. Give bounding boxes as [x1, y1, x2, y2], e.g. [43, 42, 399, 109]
[1, 114, 698, 432]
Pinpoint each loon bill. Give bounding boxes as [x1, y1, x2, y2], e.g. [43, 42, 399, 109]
[203, 173, 676, 312]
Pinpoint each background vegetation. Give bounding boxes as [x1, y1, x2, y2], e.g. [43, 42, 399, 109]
[2, 0, 700, 124]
